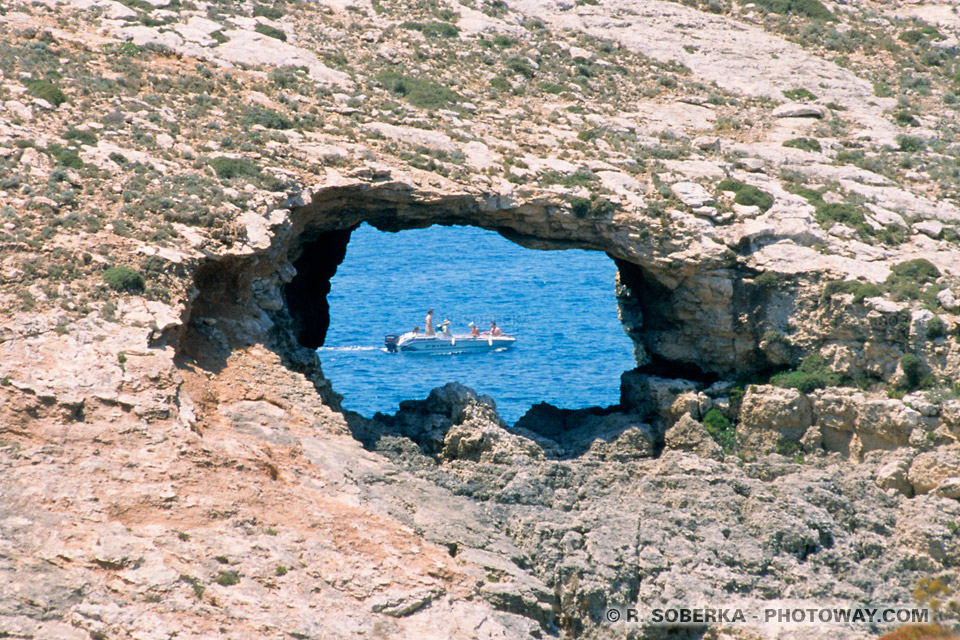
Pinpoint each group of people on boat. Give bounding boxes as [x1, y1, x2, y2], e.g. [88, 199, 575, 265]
[405, 309, 504, 340]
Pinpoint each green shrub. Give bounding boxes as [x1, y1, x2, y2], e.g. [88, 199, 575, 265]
[103, 266, 145, 293]
[770, 354, 840, 393]
[889, 258, 941, 284]
[209, 156, 260, 179]
[47, 143, 83, 169]
[782, 137, 821, 153]
[505, 55, 535, 79]
[896, 134, 926, 152]
[568, 194, 616, 219]
[253, 5, 285, 19]
[894, 111, 920, 127]
[492, 35, 515, 47]
[539, 82, 566, 94]
[900, 25, 943, 44]
[376, 70, 459, 110]
[63, 129, 97, 145]
[821, 279, 882, 303]
[255, 24, 287, 41]
[754, 0, 834, 20]
[926, 315, 946, 340]
[246, 106, 293, 130]
[755, 271, 779, 288]
[717, 178, 774, 212]
[815, 202, 863, 228]
[26, 79, 67, 106]
[899, 353, 923, 390]
[703, 408, 736, 452]
[215, 570, 240, 586]
[400, 21, 460, 38]
[275, 565, 288, 576]
[783, 88, 818, 101]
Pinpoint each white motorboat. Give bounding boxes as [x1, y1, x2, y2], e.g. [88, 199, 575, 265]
[384, 332, 516, 354]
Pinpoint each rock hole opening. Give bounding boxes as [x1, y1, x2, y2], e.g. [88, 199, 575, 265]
[305, 223, 639, 425]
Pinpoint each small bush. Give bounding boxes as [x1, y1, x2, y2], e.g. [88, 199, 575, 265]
[896, 135, 926, 152]
[377, 70, 459, 110]
[821, 279, 882, 303]
[246, 106, 293, 130]
[755, 0, 834, 20]
[894, 111, 920, 127]
[215, 570, 240, 586]
[253, 5, 285, 19]
[275, 565, 288, 576]
[255, 24, 287, 41]
[755, 271, 779, 288]
[717, 178, 774, 212]
[900, 25, 943, 44]
[783, 88, 818, 101]
[782, 137, 821, 153]
[899, 353, 923, 390]
[569, 194, 616, 219]
[926, 315, 946, 340]
[889, 259, 941, 284]
[209, 156, 260, 180]
[103, 266, 145, 293]
[400, 21, 460, 38]
[26, 79, 67, 106]
[771, 354, 840, 393]
[703, 408, 736, 452]
[815, 202, 863, 228]
[63, 129, 97, 146]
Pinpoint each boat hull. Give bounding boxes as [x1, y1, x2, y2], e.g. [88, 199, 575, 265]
[385, 334, 515, 354]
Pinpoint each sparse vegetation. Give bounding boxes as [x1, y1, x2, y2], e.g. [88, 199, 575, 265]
[771, 354, 840, 393]
[755, 0, 834, 21]
[103, 266, 145, 293]
[782, 137, 821, 153]
[25, 79, 67, 106]
[717, 178, 774, 212]
[254, 23, 287, 41]
[703, 408, 736, 452]
[783, 88, 818, 101]
[215, 570, 240, 586]
[376, 70, 459, 110]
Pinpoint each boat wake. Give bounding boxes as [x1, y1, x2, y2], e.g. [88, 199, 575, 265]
[317, 346, 379, 352]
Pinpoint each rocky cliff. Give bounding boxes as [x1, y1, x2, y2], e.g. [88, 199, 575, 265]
[2, 0, 960, 637]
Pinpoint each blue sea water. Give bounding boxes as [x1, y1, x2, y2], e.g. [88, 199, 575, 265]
[318, 223, 637, 424]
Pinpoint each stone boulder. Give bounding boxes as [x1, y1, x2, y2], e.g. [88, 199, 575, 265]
[772, 103, 827, 118]
[670, 181, 714, 208]
[737, 385, 813, 456]
[663, 412, 723, 460]
[908, 447, 960, 495]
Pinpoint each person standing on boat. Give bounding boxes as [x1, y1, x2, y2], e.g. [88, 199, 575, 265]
[441, 319, 452, 336]
[425, 309, 435, 335]
[469, 322, 480, 337]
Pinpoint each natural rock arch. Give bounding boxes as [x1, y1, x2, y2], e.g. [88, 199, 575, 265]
[176, 177, 784, 419]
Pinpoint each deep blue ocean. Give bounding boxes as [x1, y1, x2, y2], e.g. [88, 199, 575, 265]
[318, 223, 637, 424]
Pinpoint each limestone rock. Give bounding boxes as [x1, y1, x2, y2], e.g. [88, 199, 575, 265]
[772, 103, 828, 119]
[670, 181, 714, 208]
[738, 385, 813, 455]
[664, 412, 723, 460]
[938, 288, 959, 312]
[875, 456, 914, 496]
[908, 447, 960, 495]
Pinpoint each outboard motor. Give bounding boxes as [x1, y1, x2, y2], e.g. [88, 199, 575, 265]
[384, 334, 400, 353]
